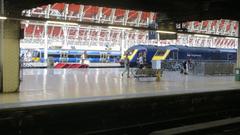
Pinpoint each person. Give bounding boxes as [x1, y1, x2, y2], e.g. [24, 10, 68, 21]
[182, 60, 191, 75]
[143, 51, 147, 64]
[107, 54, 110, 63]
[137, 53, 144, 69]
[121, 52, 130, 78]
[81, 51, 87, 64]
[180, 60, 187, 74]
[187, 59, 192, 70]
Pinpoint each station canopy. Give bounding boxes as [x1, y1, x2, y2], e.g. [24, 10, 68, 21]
[20, 3, 239, 50]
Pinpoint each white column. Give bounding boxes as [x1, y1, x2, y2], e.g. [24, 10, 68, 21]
[45, 4, 51, 18]
[1, 20, 20, 92]
[157, 32, 160, 46]
[64, 4, 69, 20]
[63, 25, 68, 47]
[0, 0, 4, 91]
[121, 30, 125, 55]
[44, 22, 48, 61]
[237, 21, 240, 68]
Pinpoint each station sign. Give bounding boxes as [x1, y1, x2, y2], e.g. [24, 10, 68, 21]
[158, 22, 177, 40]
[159, 33, 177, 40]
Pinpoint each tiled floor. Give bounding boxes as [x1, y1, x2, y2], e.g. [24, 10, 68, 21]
[0, 68, 239, 106]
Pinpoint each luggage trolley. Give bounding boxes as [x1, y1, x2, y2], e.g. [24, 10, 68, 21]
[132, 61, 162, 81]
[130, 48, 169, 81]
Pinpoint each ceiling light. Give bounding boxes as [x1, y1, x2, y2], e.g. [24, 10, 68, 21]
[46, 21, 78, 25]
[108, 26, 132, 30]
[156, 30, 176, 34]
[225, 37, 237, 40]
[0, 16, 7, 20]
[194, 34, 210, 38]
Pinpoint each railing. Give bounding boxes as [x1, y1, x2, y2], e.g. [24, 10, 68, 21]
[160, 59, 236, 72]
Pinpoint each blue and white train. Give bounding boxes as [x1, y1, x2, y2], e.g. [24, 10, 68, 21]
[21, 49, 121, 63]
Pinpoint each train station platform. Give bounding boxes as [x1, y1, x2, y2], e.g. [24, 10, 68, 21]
[21, 62, 121, 68]
[13, 68, 240, 103]
[1, 68, 240, 134]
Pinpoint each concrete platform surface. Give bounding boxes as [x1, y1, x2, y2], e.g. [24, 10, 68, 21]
[1, 68, 240, 105]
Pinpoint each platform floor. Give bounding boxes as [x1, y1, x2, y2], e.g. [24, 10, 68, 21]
[1, 68, 240, 106]
[23, 62, 121, 68]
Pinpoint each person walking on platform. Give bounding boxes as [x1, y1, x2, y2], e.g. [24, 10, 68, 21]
[81, 51, 87, 64]
[181, 60, 191, 75]
[122, 52, 130, 78]
[180, 60, 187, 74]
[137, 53, 144, 69]
[184, 60, 188, 74]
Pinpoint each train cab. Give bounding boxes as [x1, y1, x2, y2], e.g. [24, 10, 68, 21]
[121, 45, 159, 67]
[120, 48, 138, 66]
[152, 49, 171, 61]
[151, 47, 180, 70]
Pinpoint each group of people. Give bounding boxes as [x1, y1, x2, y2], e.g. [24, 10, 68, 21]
[121, 51, 192, 78]
[121, 51, 146, 78]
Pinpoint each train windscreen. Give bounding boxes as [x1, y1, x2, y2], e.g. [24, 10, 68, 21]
[155, 50, 166, 56]
[127, 49, 135, 55]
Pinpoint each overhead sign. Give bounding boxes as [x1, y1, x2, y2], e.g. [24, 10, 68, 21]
[149, 31, 157, 40]
[158, 22, 176, 32]
[159, 33, 177, 40]
[158, 22, 177, 40]
[148, 23, 158, 40]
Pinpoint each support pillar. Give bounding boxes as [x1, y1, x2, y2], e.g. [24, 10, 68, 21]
[0, 0, 3, 92]
[44, 22, 48, 61]
[237, 21, 240, 68]
[63, 25, 68, 48]
[237, 37, 240, 68]
[121, 30, 125, 55]
[0, 20, 20, 92]
[235, 21, 240, 81]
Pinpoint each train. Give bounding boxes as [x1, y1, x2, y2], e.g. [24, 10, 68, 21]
[122, 44, 237, 68]
[21, 44, 237, 68]
[21, 49, 121, 63]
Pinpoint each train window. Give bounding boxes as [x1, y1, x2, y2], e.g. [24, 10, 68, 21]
[48, 54, 60, 58]
[127, 50, 134, 55]
[88, 55, 99, 58]
[32, 51, 39, 57]
[68, 55, 79, 58]
[228, 54, 233, 60]
[110, 56, 118, 58]
[155, 50, 166, 56]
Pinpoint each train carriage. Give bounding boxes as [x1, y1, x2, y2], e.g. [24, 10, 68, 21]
[21, 49, 121, 63]
[122, 44, 237, 69]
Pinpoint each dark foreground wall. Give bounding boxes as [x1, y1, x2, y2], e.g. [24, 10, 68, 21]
[1, 89, 240, 135]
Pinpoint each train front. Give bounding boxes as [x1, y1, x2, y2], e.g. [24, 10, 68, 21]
[152, 48, 170, 61]
[120, 48, 138, 67]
